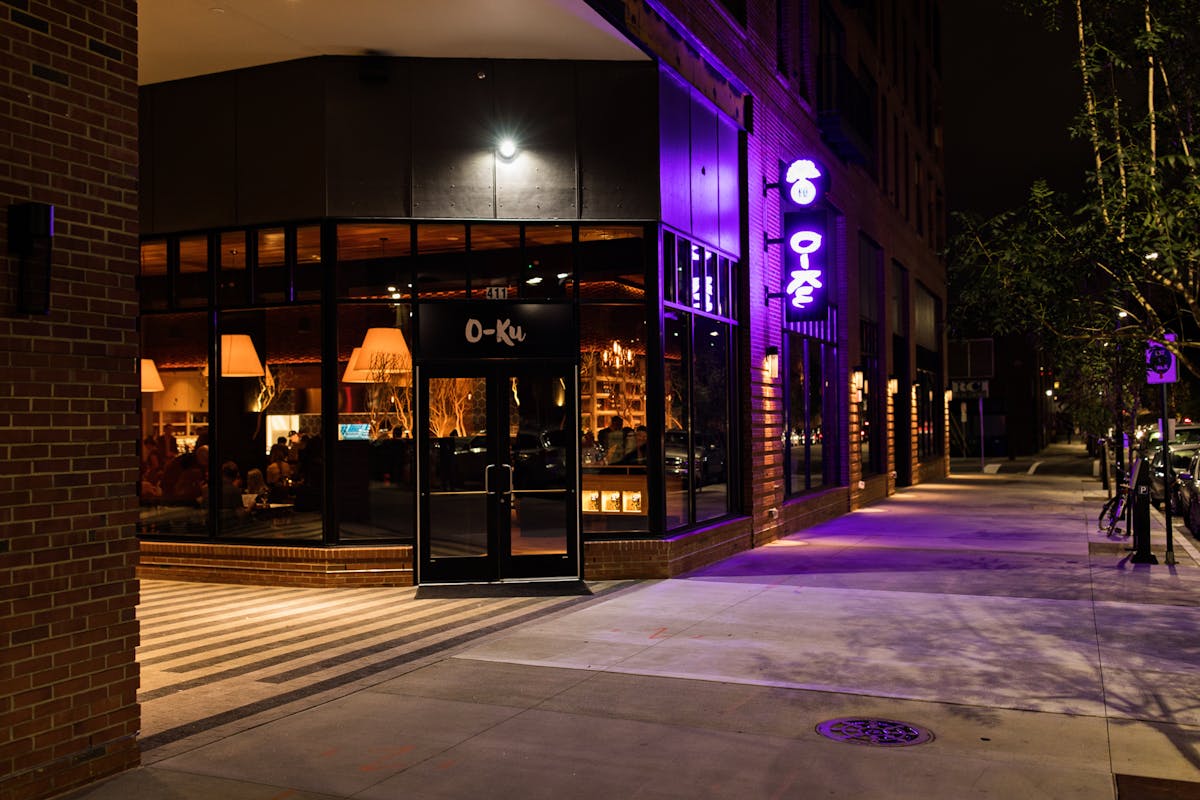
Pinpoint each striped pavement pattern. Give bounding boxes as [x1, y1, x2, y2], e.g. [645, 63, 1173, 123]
[136, 578, 635, 755]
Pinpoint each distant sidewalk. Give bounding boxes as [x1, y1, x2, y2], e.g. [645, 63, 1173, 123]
[951, 441, 1097, 476]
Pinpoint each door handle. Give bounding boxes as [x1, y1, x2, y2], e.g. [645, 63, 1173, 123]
[485, 463, 495, 494]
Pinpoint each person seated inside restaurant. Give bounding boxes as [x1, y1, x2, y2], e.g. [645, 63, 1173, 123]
[219, 460, 243, 511]
[266, 446, 293, 485]
[244, 468, 267, 506]
[161, 444, 208, 506]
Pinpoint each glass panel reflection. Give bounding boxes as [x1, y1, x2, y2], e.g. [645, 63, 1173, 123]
[509, 373, 569, 556]
[139, 313, 210, 536]
[140, 240, 168, 311]
[664, 310, 690, 529]
[256, 227, 287, 303]
[580, 306, 649, 534]
[336, 304, 415, 542]
[693, 316, 729, 523]
[215, 307, 324, 540]
[427, 377, 488, 558]
[178, 235, 208, 308]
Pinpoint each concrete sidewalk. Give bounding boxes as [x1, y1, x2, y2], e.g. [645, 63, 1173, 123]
[69, 454, 1200, 799]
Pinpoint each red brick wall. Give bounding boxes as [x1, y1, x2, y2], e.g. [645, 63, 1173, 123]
[0, 3, 141, 799]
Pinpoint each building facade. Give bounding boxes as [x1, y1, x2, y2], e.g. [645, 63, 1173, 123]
[2, 1, 946, 797]
[134, 1, 948, 587]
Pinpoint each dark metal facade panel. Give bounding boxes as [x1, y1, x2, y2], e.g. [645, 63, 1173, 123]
[235, 60, 327, 225]
[141, 57, 663, 232]
[717, 113, 741, 257]
[658, 68, 692, 233]
[410, 60, 496, 219]
[493, 61, 577, 219]
[577, 62, 659, 220]
[147, 74, 238, 233]
[139, 90, 154, 233]
[324, 57, 414, 218]
[690, 96, 720, 250]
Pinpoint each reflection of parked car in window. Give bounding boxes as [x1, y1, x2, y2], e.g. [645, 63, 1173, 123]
[664, 430, 705, 486]
[512, 429, 567, 488]
[695, 433, 726, 483]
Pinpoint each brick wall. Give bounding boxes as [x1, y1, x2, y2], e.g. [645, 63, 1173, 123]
[0, 3, 141, 799]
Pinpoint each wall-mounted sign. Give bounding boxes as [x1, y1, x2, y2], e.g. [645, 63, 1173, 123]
[781, 209, 830, 321]
[780, 158, 828, 210]
[417, 302, 575, 360]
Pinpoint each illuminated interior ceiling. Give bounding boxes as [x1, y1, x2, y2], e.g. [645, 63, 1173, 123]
[138, 0, 648, 86]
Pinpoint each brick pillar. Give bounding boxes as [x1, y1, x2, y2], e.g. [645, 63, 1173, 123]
[0, 4, 141, 799]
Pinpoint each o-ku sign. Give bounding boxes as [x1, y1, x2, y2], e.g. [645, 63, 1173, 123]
[782, 210, 829, 321]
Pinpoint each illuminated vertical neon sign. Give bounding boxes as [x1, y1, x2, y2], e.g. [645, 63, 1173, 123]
[779, 158, 830, 322]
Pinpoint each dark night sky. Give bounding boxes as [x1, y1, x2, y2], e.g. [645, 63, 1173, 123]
[940, 2, 1092, 219]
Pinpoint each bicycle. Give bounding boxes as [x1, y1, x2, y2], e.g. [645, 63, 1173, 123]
[1098, 482, 1130, 537]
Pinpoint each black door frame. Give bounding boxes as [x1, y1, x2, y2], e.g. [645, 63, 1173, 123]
[415, 360, 580, 584]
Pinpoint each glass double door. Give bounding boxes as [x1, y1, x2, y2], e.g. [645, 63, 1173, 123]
[418, 362, 578, 583]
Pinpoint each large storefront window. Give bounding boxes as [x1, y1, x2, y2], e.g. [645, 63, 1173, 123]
[914, 283, 944, 460]
[786, 324, 838, 496]
[144, 221, 741, 549]
[139, 313, 210, 536]
[859, 235, 883, 476]
[859, 319, 881, 476]
[579, 225, 649, 535]
[215, 307, 323, 539]
[663, 231, 738, 531]
[335, 304, 416, 542]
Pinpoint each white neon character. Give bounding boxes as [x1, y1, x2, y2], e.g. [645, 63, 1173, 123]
[691, 276, 715, 312]
[786, 230, 823, 308]
[785, 159, 822, 206]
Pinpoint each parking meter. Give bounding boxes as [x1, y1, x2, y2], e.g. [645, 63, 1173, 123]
[1130, 458, 1159, 564]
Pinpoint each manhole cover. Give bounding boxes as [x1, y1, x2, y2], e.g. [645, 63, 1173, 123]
[815, 718, 933, 747]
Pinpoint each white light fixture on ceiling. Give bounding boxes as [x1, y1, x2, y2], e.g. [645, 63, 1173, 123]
[141, 358, 165, 392]
[220, 334, 264, 377]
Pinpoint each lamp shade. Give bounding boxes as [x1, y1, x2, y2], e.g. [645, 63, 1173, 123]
[359, 327, 411, 374]
[340, 347, 372, 383]
[140, 358, 165, 392]
[220, 334, 264, 377]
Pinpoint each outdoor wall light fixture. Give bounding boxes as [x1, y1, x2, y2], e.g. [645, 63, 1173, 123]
[497, 137, 518, 160]
[140, 358, 165, 393]
[764, 346, 780, 380]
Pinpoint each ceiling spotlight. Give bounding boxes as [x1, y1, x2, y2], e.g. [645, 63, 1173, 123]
[498, 138, 517, 159]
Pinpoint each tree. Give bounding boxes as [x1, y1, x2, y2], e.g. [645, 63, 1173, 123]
[949, 0, 1200, 440]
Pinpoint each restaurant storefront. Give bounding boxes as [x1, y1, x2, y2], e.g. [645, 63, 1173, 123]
[137, 57, 745, 584]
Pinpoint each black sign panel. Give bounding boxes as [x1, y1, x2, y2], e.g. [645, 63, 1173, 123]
[781, 209, 831, 322]
[417, 302, 576, 360]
